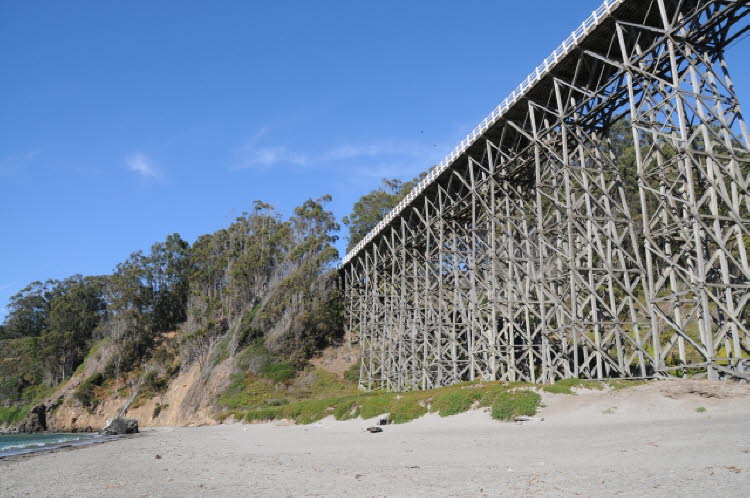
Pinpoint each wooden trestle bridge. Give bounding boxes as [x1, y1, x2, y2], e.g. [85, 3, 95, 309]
[340, 0, 750, 390]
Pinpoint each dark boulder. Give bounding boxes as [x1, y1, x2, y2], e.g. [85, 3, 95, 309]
[16, 405, 47, 433]
[100, 417, 139, 435]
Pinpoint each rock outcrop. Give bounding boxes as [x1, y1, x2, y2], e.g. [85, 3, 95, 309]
[16, 405, 47, 433]
[100, 417, 139, 435]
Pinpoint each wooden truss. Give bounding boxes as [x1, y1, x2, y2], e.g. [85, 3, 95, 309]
[341, 0, 750, 390]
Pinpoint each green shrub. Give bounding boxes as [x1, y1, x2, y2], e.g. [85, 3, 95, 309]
[478, 386, 505, 407]
[237, 304, 262, 347]
[491, 390, 541, 421]
[218, 379, 648, 427]
[142, 370, 168, 394]
[218, 374, 250, 409]
[431, 389, 482, 416]
[541, 378, 605, 394]
[209, 335, 231, 366]
[344, 361, 361, 384]
[245, 407, 282, 422]
[73, 373, 104, 407]
[695, 406, 706, 413]
[358, 393, 394, 419]
[0, 405, 28, 425]
[476, 381, 534, 406]
[543, 383, 573, 394]
[260, 362, 296, 383]
[0, 377, 22, 401]
[388, 396, 427, 424]
[307, 369, 358, 398]
[167, 359, 181, 377]
[333, 397, 359, 420]
[218, 373, 275, 409]
[235, 341, 275, 375]
[286, 398, 335, 424]
[153, 403, 162, 419]
[20, 383, 53, 404]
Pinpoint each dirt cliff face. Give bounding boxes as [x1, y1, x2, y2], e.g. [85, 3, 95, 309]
[43, 359, 235, 432]
[11, 336, 359, 433]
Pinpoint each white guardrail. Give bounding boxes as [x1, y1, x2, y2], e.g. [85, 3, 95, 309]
[341, 0, 623, 266]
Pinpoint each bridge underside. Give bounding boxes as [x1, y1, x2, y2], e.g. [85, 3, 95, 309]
[342, 0, 750, 390]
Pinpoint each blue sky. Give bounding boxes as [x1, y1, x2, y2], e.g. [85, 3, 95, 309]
[1, 1, 749, 319]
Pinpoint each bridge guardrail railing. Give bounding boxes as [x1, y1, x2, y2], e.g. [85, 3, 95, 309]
[341, 0, 622, 266]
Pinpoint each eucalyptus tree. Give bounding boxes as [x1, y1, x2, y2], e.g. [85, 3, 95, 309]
[343, 175, 426, 251]
[41, 276, 106, 382]
[2, 280, 60, 338]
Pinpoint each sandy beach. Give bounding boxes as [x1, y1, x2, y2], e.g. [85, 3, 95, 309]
[2, 380, 749, 496]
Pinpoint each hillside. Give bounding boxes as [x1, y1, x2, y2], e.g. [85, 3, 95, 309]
[28, 339, 360, 433]
[0, 195, 357, 433]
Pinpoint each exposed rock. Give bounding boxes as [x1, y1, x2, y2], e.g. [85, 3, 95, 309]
[43, 359, 231, 430]
[16, 405, 47, 433]
[100, 417, 139, 435]
[366, 426, 383, 433]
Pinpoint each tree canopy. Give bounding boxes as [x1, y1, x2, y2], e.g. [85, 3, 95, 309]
[342, 175, 425, 252]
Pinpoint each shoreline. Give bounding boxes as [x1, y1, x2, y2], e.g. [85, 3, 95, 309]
[0, 432, 129, 461]
[2, 382, 749, 495]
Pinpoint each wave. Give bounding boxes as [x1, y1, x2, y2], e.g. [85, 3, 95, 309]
[0, 434, 101, 457]
[1, 436, 88, 451]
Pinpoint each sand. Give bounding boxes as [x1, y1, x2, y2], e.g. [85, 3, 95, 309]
[2, 380, 749, 496]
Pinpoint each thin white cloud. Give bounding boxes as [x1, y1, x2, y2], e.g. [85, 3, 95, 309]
[324, 142, 429, 161]
[351, 162, 428, 179]
[0, 148, 43, 173]
[234, 146, 308, 170]
[232, 134, 434, 171]
[126, 153, 160, 178]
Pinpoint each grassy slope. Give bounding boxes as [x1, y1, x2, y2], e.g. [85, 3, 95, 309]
[220, 377, 647, 426]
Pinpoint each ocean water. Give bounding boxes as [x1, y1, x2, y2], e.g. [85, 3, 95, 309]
[0, 433, 100, 457]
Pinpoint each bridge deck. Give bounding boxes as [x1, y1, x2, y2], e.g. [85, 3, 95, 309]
[341, 0, 665, 266]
